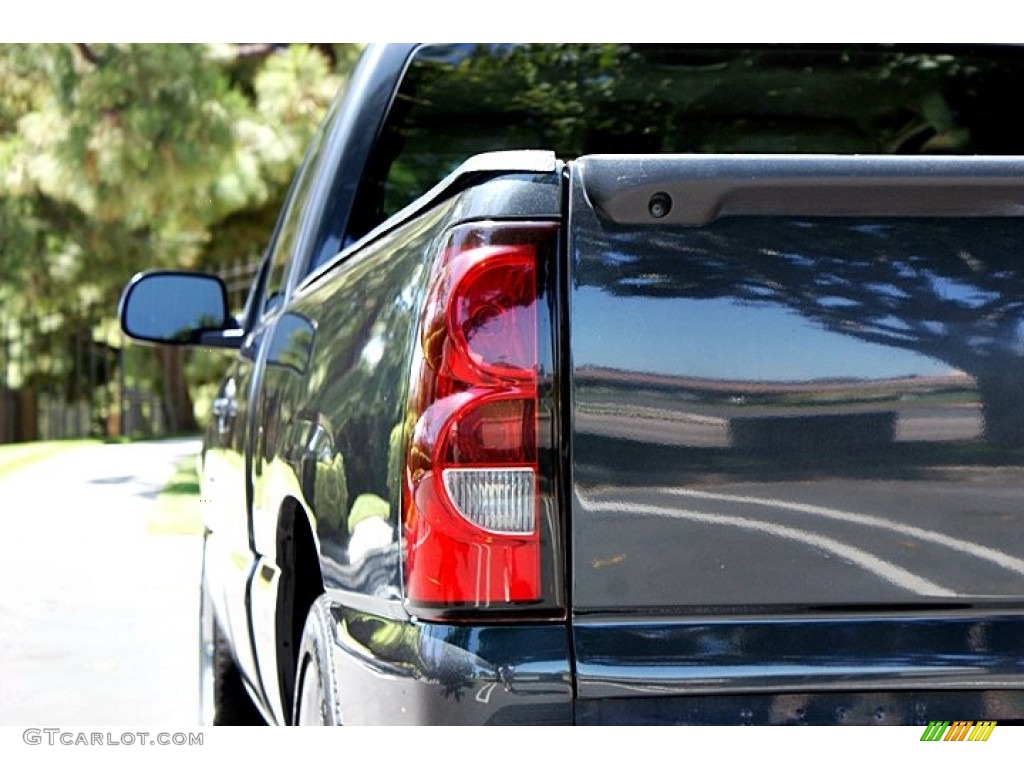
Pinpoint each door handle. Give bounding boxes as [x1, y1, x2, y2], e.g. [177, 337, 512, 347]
[212, 396, 238, 434]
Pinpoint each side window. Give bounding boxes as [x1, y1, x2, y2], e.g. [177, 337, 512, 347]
[260, 246, 288, 318]
[245, 120, 332, 327]
[239, 247, 286, 330]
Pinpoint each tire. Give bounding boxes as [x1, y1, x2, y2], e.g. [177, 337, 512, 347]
[292, 596, 341, 725]
[199, 538, 265, 726]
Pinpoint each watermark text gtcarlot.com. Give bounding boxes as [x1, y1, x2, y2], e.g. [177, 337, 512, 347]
[23, 729, 202, 747]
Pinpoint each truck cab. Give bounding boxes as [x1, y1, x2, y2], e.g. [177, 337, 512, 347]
[120, 44, 1024, 725]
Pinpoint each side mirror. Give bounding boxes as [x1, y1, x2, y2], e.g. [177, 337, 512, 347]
[119, 271, 237, 346]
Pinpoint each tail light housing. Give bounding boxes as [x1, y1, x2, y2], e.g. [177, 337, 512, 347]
[402, 222, 562, 616]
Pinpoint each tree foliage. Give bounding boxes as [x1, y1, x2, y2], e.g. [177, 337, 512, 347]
[1, 43, 357, 312]
[0, 43, 359, 433]
[582, 216, 1024, 447]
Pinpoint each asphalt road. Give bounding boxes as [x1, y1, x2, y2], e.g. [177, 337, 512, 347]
[0, 438, 203, 726]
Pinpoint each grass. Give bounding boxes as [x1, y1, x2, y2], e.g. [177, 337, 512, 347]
[149, 455, 204, 536]
[0, 439, 98, 478]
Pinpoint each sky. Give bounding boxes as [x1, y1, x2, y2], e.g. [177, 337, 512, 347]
[571, 288, 954, 382]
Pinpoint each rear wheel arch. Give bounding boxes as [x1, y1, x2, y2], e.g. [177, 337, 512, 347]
[274, 496, 325, 723]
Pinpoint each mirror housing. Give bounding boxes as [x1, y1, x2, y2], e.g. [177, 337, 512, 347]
[118, 271, 239, 347]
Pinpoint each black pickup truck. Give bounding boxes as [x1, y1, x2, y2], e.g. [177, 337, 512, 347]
[119, 44, 1024, 725]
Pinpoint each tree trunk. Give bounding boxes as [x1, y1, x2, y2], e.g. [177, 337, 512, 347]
[154, 346, 198, 434]
[976, 362, 1024, 449]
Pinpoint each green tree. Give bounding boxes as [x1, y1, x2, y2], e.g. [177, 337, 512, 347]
[0, 43, 359, 434]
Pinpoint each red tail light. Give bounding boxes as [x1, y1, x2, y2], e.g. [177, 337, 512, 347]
[403, 222, 558, 611]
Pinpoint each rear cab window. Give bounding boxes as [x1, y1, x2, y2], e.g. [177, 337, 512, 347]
[343, 44, 1024, 244]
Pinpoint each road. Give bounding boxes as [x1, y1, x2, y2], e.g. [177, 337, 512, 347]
[0, 438, 203, 726]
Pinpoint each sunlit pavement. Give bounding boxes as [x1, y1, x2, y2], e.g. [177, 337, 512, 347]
[0, 439, 203, 726]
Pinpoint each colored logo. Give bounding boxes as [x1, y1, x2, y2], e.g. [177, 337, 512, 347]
[920, 721, 996, 742]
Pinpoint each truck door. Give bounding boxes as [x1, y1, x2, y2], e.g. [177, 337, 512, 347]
[233, 117, 338, 721]
[203, 248, 286, 701]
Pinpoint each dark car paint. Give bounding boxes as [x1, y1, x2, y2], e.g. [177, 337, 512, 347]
[325, 606, 574, 725]
[576, 689, 1023, 726]
[209, 158, 570, 723]
[573, 615, 1024, 697]
[566, 156, 1024, 722]
[124, 44, 1024, 725]
[197, 43, 419, 721]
